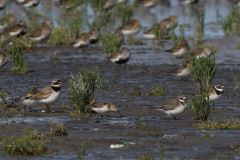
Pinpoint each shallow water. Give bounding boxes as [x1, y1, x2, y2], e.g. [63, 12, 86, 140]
[0, 0, 240, 159]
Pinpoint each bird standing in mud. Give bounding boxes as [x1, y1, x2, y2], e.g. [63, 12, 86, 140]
[117, 19, 141, 36]
[20, 87, 38, 112]
[88, 101, 121, 117]
[89, 28, 99, 46]
[165, 39, 190, 58]
[29, 78, 62, 113]
[73, 32, 90, 52]
[155, 95, 188, 120]
[107, 47, 131, 67]
[169, 60, 192, 79]
[205, 84, 225, 107]
[8, 20, 28, 37]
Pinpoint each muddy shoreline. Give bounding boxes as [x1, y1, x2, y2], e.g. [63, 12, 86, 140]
[0, 46, 239, 159]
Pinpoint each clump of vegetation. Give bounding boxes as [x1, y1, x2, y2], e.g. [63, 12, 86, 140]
[23, 127, 53, 140]
[100, 32, 122, 57]
[0, 113, 14, 118]
[235, 42, 240, 49]
[188, 55, 217, 121]
[68, 67, 105, 116]
[77, 143, 85, 160]
[0, 89, 7, 102]
[146, 83, 166, 96]
[50, 122, 68, 136]
[128, 36, 144, 45]
[189, 56, 217, 92]
[222, 6, 240, 36]
[89, 0, 105, 14]
[7, 39, 28, 73]
[171, 25, 185, 45]
[116, 3, 133, 24]
[202, 130, 214, 137]
[194, 10, 205, 44]
[49, 17, 81, 46]
[194, 116, 240, 129]
[233, 76, 240, 91]
[189, 93, 211, 121]
[0, 129, 47, 155]
[137, 116, 145, 128]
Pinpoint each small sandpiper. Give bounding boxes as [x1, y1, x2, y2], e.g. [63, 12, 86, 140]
[22, 0, 39, 7]
[165, 39, 190, 58]
[27, 18, 53, 45]
[73, 32, 90, 52]
[0, 48, 7, 70]
[30, 78, 62, 113]
[169, 60, 192, 79]
[190, 47, 212, 58]
[155, 95, 188, 120]
[21, 87, 38, 112]
[103, 0, 115, 10]
[88, 101, 120, 117]
[89, 28, 99, 46]
[117, 19, 141, 36]
[114, 29, 124, 43]
[205, 84, 225, 107]
[107, 47, 131, 67]
[0, 28, 10, 44]
[141, 24, 166, 39]
[8, 20, 28, 37]
[0, 14, 15, 30]
[0, 0, 6, 10]
[137, 0, 158, 8]
[160, 15, 178, 29]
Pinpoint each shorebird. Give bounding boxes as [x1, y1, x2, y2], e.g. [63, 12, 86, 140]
[142, 24, 166, 39]
[88, 101, 120, 117]
[114, 29, 124, 43]
[73, 32, 90, 52]
[8, 20, 28, 37]
[89, 28, 99, 46]
[22, 0, 39, 7]
[0, 0, 6, 10]
[30, 78, 62, 113]
[169, 60, 192, 79]
[190, 47, 212, 58]
[107, 47, 131, 67]
[20, 87, 38, 112]
[0, 28, 10, 44]
[165, 39, 190, 58]
[27, 18, 53, 45]
[205, 84, 225, 107]
[117, 19, 141, 36]
[137, 0, 158, 8]
[0, 48, 7, 70]
[159, 15, 178, 29]
[103, 0, 116, 10]
[155, 95, 188, 120]
[0, 14, 15, 30]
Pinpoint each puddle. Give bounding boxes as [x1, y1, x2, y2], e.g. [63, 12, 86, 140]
[163, 134, 178, 138]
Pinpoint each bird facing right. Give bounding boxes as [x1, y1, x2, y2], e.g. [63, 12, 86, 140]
[155, 95, 188, 120]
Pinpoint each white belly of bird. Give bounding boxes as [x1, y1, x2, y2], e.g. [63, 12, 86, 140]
[9, 29, 22, 36]
[22, 99, 39, 107]
[73, 40, 87, 48]
[39, 91, 60, 104]
[91, 105, 109, 113]
[173, 48, 187, 56]
[142, 33, 155, 39]
[110, 55, 122, 63]
[143, 1, 156, 7]
[121, 28, 140, 36]
[163, 104, 187, 116]
[28, 34, 45, 42]
[24, 1, 35, 7]
[208, 94, 221, 102]
[0, 58, 7, 68]
[176, 68, 190, 77]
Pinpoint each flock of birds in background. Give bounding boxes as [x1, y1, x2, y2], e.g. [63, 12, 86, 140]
[0, 0, 225, 119]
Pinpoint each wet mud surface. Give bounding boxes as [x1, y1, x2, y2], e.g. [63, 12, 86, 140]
[0, 44, 240, 159]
